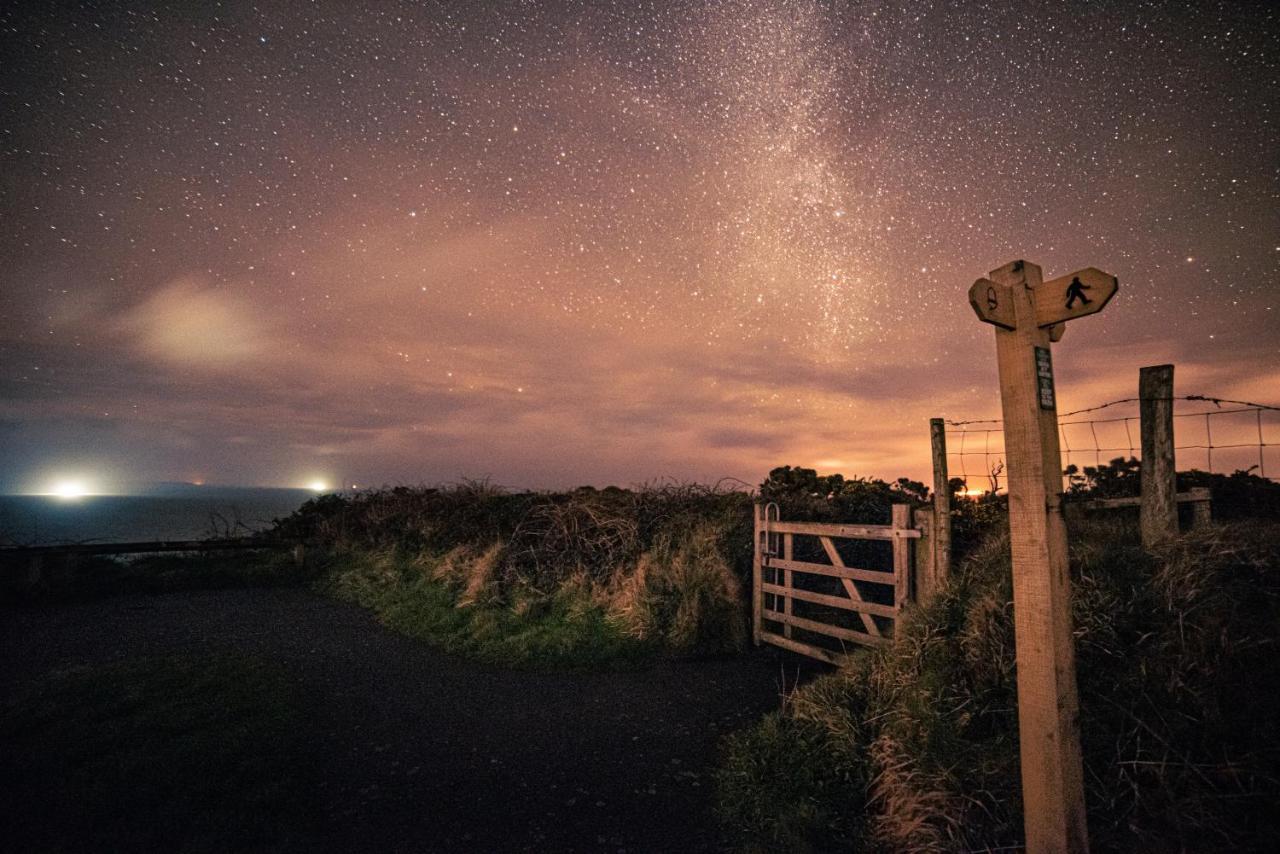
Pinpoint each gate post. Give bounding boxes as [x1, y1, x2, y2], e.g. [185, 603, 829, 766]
[891, 504, 911, 613]
[752, 502, 763, 646]
[912, 506, 935, 605]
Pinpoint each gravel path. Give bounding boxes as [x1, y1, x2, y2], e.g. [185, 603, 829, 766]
[0, 589, 805, 852]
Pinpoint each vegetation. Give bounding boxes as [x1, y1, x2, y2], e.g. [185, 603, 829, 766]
[0, 548, 309, 604]
[0, 653, 322, 851]
[1066, 456, 1280, 519]
[277, 481, 754, 666]
[716, 518, 1280, 852]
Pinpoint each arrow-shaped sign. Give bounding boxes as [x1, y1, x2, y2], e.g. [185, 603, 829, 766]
[1035, 267, 1118, 328]
[968, 278, 1015, 330]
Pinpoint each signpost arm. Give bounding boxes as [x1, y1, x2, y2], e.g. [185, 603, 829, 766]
[988, 260, 1089, 854]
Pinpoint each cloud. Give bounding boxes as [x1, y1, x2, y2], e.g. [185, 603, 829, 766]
[118, 277, 270, 370]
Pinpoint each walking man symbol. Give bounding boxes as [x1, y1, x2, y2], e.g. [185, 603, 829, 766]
[1064, 276, 1092, 309]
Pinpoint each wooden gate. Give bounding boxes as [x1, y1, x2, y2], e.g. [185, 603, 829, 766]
[751, 503, 929, 666]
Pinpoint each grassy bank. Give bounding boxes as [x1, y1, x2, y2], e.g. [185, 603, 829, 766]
[282, 475, 935, 669]
[716, 519, 1280, 852]
[0, 653, 322, 851]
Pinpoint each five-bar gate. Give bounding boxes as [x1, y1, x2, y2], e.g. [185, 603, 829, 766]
[751, 503, 930, 666]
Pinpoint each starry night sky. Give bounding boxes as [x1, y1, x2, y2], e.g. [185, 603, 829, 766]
[2, 1, 1277, 492]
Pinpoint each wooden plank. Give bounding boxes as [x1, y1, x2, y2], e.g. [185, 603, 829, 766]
[760, 583, 897, 618]
[1079, 491, 1208, 511]
[759, 630, 854, 667]
[892, 504, 911, 612]
[767, 557, 895, 586]
[989, 259, 1089, 854]
[763, 609, 890, 648]
[765, 520, 921, 539]
[1140, 365, 1177, 548]
[751, 504, 763, 646]
[819, 537, 884, 636]
[930, 417, 952, 590]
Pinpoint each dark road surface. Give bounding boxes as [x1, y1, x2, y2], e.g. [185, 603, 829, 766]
[0, 589, 806, 852]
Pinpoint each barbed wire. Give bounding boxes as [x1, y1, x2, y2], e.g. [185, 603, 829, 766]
[944, 394, 1276, 492]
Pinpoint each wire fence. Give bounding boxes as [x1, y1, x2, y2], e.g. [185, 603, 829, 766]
[944, 395, 1279, 494]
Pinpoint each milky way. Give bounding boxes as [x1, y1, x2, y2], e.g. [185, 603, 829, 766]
[2, 1, 1276, 491]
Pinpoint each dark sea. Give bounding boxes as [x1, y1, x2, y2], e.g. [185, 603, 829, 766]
[0, 488, 315, 546]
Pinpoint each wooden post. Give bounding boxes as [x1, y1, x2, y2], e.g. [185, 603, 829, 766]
[752, 503, 763, 646]
[1139, 365, 1177, 548]
[891, 504, 910, 613]
[912, 506, 935, 604]
[1187, 486, 1211, 529]
[929, 417, 953, 588]
[988, 260, 1089, 854]
[782, 533, 794, 638]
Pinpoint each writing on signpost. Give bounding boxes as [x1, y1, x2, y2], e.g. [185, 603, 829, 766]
[1035, 346, 1055, 410]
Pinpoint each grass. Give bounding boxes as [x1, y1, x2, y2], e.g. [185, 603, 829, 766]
[284, 482, 759, 669]
[321, 547, 654, 669]
[716, 518, 1280, 852]
[0, 653, 323, 852]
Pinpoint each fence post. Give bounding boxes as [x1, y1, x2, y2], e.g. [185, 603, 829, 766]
[1187, 486, 1211, 529]
[891, 504, 910, 614]
[1140, 364, 1177, 548]
[929, 417, 953, 589]
[911, 505, 935, 605]
[752, 503, 763, 646]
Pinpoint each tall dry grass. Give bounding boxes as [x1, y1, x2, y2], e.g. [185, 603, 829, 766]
[283, 482, 755, 659]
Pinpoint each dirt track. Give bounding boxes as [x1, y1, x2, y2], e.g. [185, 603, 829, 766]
[0, 588, 804, 852]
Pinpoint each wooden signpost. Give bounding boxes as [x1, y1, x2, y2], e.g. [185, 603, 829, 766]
[970, 260, 1118, 854]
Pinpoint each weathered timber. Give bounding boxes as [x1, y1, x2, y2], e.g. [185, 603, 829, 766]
[758, 631, 854, 667]
[1079, 491, 1210, 511]
[988, 259, 1089, 854]
[764, 520, 920, 539]
[1140, 364, 1178, 548]
[760, 583, 897, 618]
[762, 609, 890, 647]
[891, 504, 911, 614]
[912, 506, 936, 604]
[929, 417, 953, 590]
[819, 536, 884, 636]
[766, 556, 895, 585]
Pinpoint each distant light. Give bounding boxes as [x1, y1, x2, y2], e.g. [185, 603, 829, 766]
[307, 480, 328, 493]
[51, 480, 90, 500]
